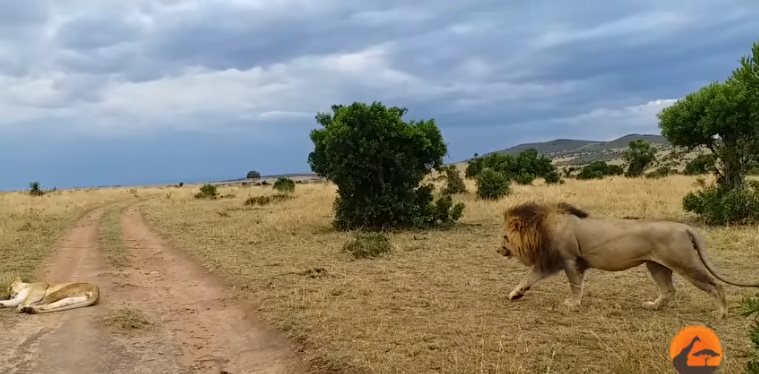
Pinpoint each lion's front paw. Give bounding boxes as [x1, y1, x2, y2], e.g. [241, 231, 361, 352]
[563, 298, 581, 310]
[19, 306, 36, 314]
[508, 290, 525, 301]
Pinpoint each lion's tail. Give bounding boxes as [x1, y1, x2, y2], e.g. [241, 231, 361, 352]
[687, 229, 759, 288]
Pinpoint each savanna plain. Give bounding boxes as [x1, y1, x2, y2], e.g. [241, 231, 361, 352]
[2, 176, 757, 373]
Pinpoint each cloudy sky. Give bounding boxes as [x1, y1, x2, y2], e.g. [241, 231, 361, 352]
[1, 1, 757, 190]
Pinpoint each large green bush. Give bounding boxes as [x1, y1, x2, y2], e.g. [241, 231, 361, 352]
[682, 181, 759, 225]
[475, 168, 510, 200]
[308, 102, 464, 230]
[465, 149, 558, 185]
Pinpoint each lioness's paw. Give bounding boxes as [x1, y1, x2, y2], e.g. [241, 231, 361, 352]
[19, 306, 36, 314]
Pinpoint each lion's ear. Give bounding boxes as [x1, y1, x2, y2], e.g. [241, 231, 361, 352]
[508, 218, 524, 232]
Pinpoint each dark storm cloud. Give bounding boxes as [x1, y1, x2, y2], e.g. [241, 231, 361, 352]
[0, 0, 758, 189]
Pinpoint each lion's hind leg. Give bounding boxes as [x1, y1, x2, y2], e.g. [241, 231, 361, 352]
[673, 267, 728, 319]
[643, 261, 676, 311]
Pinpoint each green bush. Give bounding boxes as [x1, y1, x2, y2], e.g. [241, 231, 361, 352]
[577, 161, 622, 180]
[465, 149, 558, 183]
[623, 139, 657, 177]
[273, 177, 295, 193]
[194, 184, 218, 199]
[544, 170, 562, 184]
[645, 166, 676, 179]
[742, 296, 759, 373]
[442, 165, 467, 194]
[682, 183, 759, 225]
[343, 232, 393, 259]
[515, 172, 536, 185]
[475, 168, 510, 200]
[308, 102, 463, 230]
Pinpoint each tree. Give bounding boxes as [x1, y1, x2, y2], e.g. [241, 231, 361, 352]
[659, 40, 759, 224]
[623, 140, 657, 177]
[246, 170, 261, 179]
[658, 41, 759, 190]
[308, 102, 463, 230]
[576, 161, 622, 180]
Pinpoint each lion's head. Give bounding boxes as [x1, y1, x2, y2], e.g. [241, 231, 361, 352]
[500, 202, 589, 270]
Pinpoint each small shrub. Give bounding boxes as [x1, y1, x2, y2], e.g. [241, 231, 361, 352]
[645, 166, 675, 179]
[476, 168, 510, 200]
[273, 177, 296, 193]
[343, 232, 392, 259]
[442, 165, 467, 194]
[577, 161, 623, 180]
[104, 308, 153, 331]
[682, 184, 759, 225]
[194, 184, 218, 199]
[544, 170, 562, 184]
[429, 194, 465, 226]
[29, 181, 44, 197]
[244, 193, 292, 206]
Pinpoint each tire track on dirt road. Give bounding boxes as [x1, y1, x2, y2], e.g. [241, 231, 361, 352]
[0, 204, 304, 374]
[117, 205, 304, 373]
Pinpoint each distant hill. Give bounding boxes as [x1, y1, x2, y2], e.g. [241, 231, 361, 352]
[477, 133, 671, 166]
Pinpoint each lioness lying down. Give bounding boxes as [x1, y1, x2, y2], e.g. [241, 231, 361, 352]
[498, 202, 759, 319]
[0, 277, 100, 314]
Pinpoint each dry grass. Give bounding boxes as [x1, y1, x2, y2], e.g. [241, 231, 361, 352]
[138, 176, 759, 373]
[98, 204, 131, 268]
[103, 307, 153, 332]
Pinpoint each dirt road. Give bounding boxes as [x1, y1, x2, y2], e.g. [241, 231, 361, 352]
[0, 205, 303, 374]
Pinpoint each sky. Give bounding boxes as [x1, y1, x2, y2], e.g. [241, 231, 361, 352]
[1, 1, 758, 190]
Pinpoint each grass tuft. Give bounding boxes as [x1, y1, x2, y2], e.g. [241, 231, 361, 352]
[342, 232, 392, 259]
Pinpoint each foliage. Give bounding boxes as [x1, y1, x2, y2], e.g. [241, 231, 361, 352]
[576, 161, 624, 180]
[194, 184, 218, 199]
[308, 101, 462, 230]
[658, 40, 759, 191]
[682, 181, 759, 225]
[475, 168, 510, 200]
[343, 232, 393, 259]
[684, 154, 716, 175]
[273, 177, 296, 193]
[659, 40, 759, 224]
[623, 140, 657, 177]
[544, 170, 562, 184]
[29, 181, 44, 197]
[465, 149, 558, 184]
[645, 166, 676, 179]
[741, 296, 759, 373]
[246, 170, 262, 179]
[441, 165, 467, 194]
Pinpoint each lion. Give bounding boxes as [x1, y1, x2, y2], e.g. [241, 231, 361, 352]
[0, 276, 100, 314]
[498, 201, 759, 318]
